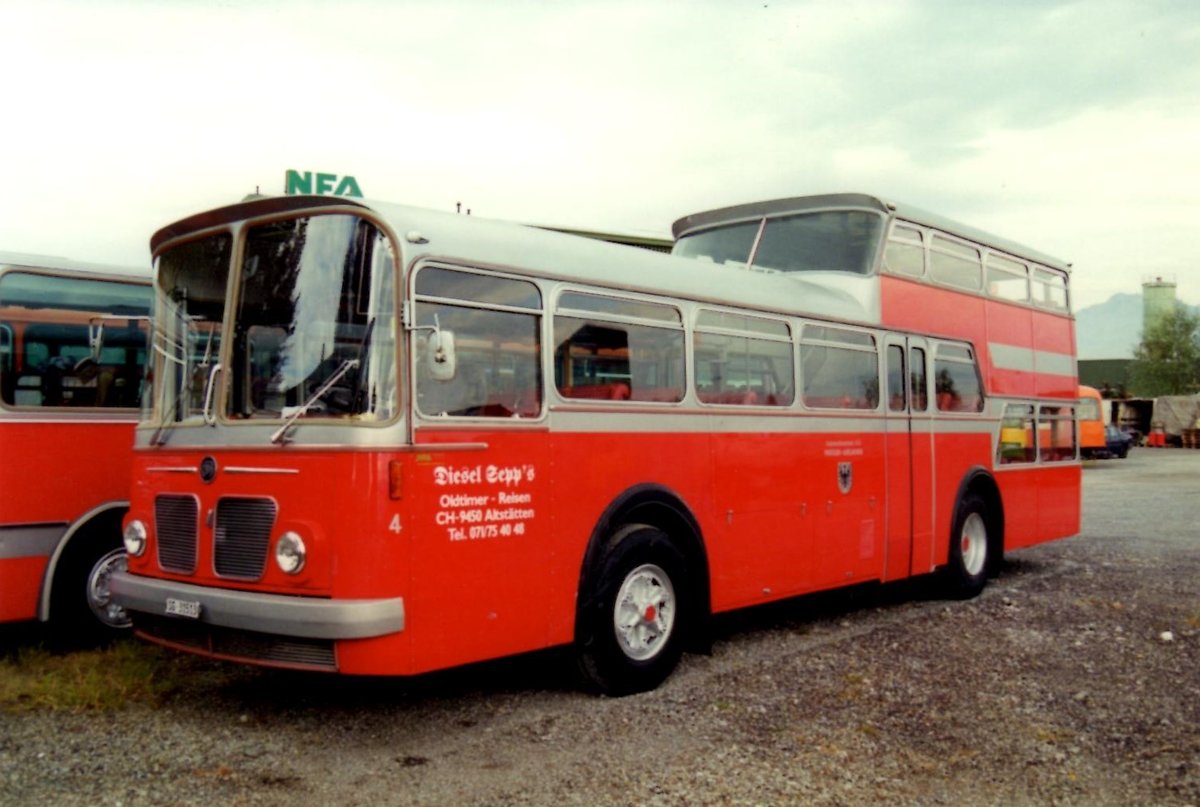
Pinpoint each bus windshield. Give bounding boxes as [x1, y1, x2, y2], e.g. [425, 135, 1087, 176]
[150, 214, 396, 432]
[672, 210, 884, 275]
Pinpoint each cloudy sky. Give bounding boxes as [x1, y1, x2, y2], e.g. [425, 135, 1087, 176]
[1, 0, 1197, 310]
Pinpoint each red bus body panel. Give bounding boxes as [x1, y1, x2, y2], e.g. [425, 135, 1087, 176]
[0, 418, 136, 623]
[125, 410, 1028, 676]
[880, 276, 1077, 401]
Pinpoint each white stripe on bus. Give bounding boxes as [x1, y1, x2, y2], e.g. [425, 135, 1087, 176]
[988, 343, 1076, 377]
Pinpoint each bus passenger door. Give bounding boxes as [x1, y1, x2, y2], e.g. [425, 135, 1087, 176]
[883, 337, 934, 580]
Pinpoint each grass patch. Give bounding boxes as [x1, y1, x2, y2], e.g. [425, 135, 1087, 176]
[0, 639, 221, 713]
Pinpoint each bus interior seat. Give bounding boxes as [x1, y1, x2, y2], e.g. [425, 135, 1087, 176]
[563, 382, 631, 400]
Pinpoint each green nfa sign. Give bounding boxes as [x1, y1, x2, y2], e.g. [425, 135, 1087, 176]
[285, 169, 363, 198]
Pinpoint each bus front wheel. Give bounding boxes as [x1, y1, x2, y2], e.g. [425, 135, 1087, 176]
[576, 524, 687, 696]
[51, 537, 133, 645]
[943, 493, 991, 599]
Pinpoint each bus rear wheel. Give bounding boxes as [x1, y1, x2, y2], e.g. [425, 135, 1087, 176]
[576, 524, 687, 696]
[943, 493, 991, 599]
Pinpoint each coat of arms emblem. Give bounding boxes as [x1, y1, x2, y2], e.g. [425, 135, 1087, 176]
[837, 462, 853, 494]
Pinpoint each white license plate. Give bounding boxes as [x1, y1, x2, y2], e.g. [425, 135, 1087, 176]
[164, 597, 202, 619]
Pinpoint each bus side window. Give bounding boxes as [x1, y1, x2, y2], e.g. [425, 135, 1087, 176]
[554, 293, 684, 404]
[413, 267, 543, 419]
[0, 323, 12, 404]
[415, 307, 541, 418]
[910, 346, 927, 411]
[800, 325, 878, 409]
[693, 310, 792, 407]
[1038, 405, 1076, 461]
[886, 344, 905, 411]
[999, 403, 1036, 464]
[693, 334, 793, 406]
[933, 343, 983, 413]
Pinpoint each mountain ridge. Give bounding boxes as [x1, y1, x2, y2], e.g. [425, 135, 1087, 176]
[1075, 293, 1199, 360]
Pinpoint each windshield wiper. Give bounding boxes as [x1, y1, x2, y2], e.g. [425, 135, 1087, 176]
[270, 358, 361, 445]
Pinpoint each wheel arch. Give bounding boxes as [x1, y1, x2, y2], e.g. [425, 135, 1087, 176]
[37, 500, 129, 622]
[950, 467, 1005, 574]
[574, 484, 711, 645]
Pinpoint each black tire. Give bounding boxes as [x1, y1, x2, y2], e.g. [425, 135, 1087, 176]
[942, 493, 991, 599]
[576, 524, 688, 696]
[49, 536, 132, 646]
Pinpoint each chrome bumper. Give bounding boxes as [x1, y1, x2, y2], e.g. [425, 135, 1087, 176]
[110, 571, 404, 640]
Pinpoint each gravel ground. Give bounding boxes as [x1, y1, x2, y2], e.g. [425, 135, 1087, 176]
[2, 449, 1198, 806]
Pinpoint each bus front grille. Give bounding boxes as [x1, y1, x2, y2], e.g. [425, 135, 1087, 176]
[213, 497, 276, 579]
[155, 495, 198, 573]
[134, 614, 337, 671]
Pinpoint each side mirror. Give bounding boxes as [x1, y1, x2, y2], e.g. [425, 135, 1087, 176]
[425, 329, 457, 381]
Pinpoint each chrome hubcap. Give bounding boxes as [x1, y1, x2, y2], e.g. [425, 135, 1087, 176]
[960, 512, 988, 577]
[613, 563, 675, 661]
[87, 548, 132, 629]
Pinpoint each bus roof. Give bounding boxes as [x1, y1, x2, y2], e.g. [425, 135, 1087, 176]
[0, 251, 150, 280]
[530, 224, 673, 253]
[671, 193, 1071, 273]
[151, 195, 880, 326]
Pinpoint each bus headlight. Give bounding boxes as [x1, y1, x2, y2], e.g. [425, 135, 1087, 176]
[274, 531, 307, 575]
[123, 520, 147, 557]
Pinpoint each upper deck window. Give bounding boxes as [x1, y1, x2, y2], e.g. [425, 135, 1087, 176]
[670, 219, 760, 269]
[987, 254, 1030, 303]
[1032, 267, 1069, 311]
[673, 210, 884, 275]
[883, 224, 925, 277]
[752, 212, 882, 275]
[929, 235, 982, 291]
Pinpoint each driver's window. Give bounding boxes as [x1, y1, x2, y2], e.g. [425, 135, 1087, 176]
[412, 266, 543, 419]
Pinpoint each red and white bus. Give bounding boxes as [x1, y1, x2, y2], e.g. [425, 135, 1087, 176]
[0, 254, 151, 640]
[111, 193, 1079, 694]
